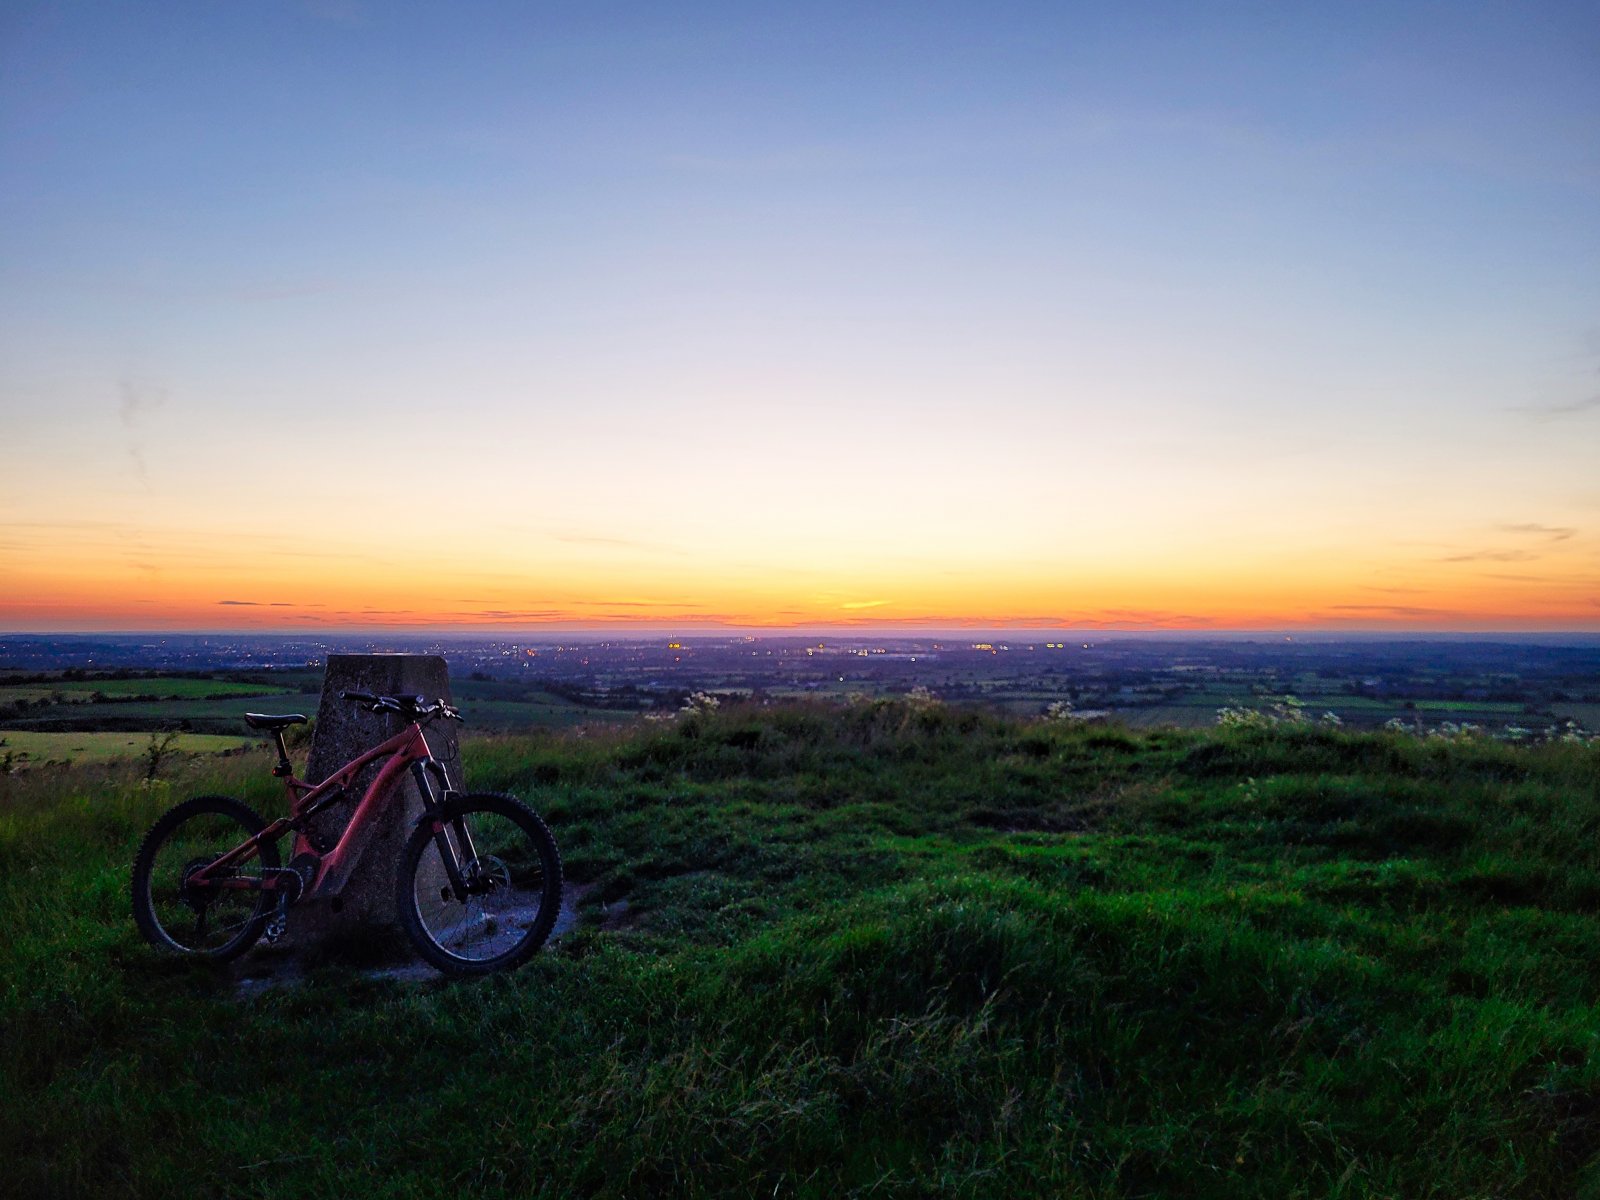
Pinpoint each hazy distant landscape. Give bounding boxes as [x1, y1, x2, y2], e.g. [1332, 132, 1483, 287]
[3, 633, 1597, 772]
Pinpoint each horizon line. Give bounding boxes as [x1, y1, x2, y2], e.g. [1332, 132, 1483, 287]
[6, 626, 1600, 641]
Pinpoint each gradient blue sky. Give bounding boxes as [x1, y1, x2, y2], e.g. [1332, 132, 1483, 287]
[2, 1, 1597, 631]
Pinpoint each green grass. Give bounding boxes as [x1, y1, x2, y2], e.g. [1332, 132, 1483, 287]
[2, 700, 1598, 1197]
[0, 730, 258, 766]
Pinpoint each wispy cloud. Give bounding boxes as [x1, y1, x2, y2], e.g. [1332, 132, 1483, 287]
[840, 599, 890, 610]
[117, 376, 166, 487]
[1328, 603, 1455, 617]
[1440, 549, 1539, 563]
[1500, 523, 1576, 540]
[1435, 522, 1582, 565]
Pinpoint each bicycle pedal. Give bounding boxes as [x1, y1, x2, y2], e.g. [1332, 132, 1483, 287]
[264, 913, 288, 944]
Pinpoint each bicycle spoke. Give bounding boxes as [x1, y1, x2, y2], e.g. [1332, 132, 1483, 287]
[402, 796, 561, 973]
[133, 798, 277, 958]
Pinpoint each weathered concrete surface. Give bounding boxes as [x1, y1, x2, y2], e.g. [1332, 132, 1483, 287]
[284, 654, 460, 953]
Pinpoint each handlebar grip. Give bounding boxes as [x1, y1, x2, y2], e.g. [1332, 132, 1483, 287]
[341, 690, 378, 703]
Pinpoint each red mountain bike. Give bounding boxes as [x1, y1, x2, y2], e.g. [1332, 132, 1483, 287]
[131, 690, 562, 977]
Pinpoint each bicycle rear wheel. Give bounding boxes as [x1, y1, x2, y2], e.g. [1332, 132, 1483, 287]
[397, 792, 562, 976]
[131, 795, 280, 960]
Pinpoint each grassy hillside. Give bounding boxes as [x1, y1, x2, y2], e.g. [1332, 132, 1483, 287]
[2, 700, 1598, 1198]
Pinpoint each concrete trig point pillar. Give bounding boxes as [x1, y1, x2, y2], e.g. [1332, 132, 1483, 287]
[288, 653, 460, 955]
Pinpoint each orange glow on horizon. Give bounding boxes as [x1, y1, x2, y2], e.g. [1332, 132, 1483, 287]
[4, 559, 1597, 633]
[3, 460, 1596, 635]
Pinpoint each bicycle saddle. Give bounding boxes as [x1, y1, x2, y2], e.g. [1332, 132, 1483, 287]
[243, 713, 308, 731]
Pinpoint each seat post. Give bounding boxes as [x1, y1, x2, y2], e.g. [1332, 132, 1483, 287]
[271, 731, 293, 777]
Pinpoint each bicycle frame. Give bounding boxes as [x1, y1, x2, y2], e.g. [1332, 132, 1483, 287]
[190, 720, 451, 900]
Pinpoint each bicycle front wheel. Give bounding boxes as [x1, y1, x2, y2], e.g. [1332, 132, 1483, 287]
[131, 795, 280, 960]
[397, 792, 563, 976]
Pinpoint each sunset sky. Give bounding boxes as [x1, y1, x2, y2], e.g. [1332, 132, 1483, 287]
[2, 2, 1597, 633]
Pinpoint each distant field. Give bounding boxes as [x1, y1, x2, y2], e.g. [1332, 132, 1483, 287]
[0, 688, 64, 705]
[1409, 698, 1529, 714]
[54, 677, 297, 699]
[1280, 695, 1393, 711]
[1152, 689, 1264, 707]
[767, 682, 881, 700]
[0, 730, 257, 766]
[1115, 705, 1221, 729]
[3, 694, 307, 731]
[453, 695, 632, 729]
[0, 677, 296, 705]
[1, 678, 626, 735]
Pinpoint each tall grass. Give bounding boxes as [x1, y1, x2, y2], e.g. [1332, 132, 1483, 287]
[2, 702, 1597, 1197]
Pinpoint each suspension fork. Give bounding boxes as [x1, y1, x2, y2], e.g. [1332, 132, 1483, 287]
[411, 758, 478, 900]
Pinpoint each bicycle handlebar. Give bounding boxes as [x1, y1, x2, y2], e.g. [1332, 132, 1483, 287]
[339, 690, 463, 723]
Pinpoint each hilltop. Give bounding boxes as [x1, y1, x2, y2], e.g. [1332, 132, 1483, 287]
[2, 700, 1598, 1197]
